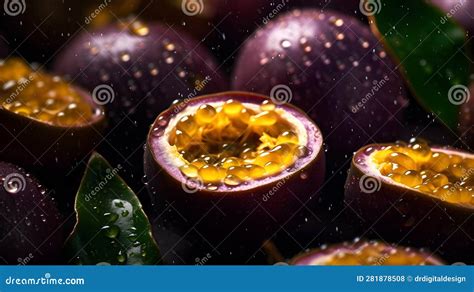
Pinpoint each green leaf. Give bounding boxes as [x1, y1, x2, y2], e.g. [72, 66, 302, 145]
[65, 153, 160, 265]
[370, 0, 471, 129]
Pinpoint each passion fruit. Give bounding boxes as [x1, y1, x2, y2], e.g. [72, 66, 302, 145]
[0, 58, 105, 171]
[345, 139, 474, 263]
[290, 240, 444, 265]
[232, 9, 408, 165]
[0, 161, 63, 264]
[144, 91, 325, 263]
[53, 20, 227, 187]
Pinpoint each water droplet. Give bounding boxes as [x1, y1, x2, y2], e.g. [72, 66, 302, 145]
[280, 40, 292, 48]
[102, 225, 120, 239]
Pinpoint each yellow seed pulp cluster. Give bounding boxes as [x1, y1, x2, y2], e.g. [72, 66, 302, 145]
[0, 58, 94, 126]
[372, 139, 474, 204]
[319, 242, 432, 265]
[170, 100, 307, 187]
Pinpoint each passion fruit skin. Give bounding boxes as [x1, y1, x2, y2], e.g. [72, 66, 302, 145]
[345, 144, 474, 263]
[53, 21, 227, 188]
[232, 10, 408, 163]
[0, 87, 105, 172]
[144, 91, 325, 263]
[290, 240, 445, 265]
[431, 0, 474, 33]
[0, 162, 63, 264]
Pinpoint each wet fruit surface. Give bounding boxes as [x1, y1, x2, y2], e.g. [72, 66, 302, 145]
[345, 141, 474, 263]
[145, 92, 325, 263]
[291, 239, 444, 265]
[0, 58, 98, 127]
[0, 59, 105, 171]
[0, 161, 63, 264]
[53, 20, 227, 188]
[232, 10, 408, 162]
[371, 139, 474, 204]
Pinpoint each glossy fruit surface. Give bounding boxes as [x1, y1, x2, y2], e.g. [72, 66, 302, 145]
[232, 9, 408, 164]
[0, 58, 105, 171]
[53, 20, 227, 187]
[345, 140, 474, 263]
[0, 161, 63, 264]
[291, 239, 444, 265]
[144, 91, 325, 263]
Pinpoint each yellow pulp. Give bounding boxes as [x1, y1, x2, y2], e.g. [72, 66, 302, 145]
[372, 139, 474, 205]
[0, 58, 95, 126]
[171, 100, 306, 187]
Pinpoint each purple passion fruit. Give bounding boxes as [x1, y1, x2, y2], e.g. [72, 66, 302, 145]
[459, 84, 473, 149]
[431, 0, 474, 33]
[0, 58, 105, 171]
[53, 20, 226, 186]
[0, 161, 63, 264]
[53, 20, 226, 125]
[345, 140, 474, 262]
[290, 240, 444, 265]
[232, 9, 408, 161]
[144, 92, 325, 263]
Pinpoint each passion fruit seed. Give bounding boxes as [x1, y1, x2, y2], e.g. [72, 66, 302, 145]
[172, 100, 303, 186]
[0, 58, 96, 126]
[372, 139, 474, 204]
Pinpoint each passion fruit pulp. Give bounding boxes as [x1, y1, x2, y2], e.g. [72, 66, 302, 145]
[290, 240, 444, 265]
[0, 58, 105, 171]
[345, 140, 474, 263]
[0, 161, 64, 264]
[232, 9, 408, 163]
[144, 92, 325, 263]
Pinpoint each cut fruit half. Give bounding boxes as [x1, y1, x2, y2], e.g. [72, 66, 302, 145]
[291, 240, 444, 265]
[144, 91, 325, 263]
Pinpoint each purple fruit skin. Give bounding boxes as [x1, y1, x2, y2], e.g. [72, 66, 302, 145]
[431, 0, 474, 33]
[53, 22, 227, 126]
[345, 144, 474, 263]
[232, 10, 408, 158]
[0, 162, 63, 264]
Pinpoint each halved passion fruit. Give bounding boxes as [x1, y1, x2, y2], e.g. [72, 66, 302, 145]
[345, 139, 474, 263]
[144, 92, 325, 263]
[0, 58, 105, 170]
[0, 161, 64, 264]
[290, 240, 444, 265]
